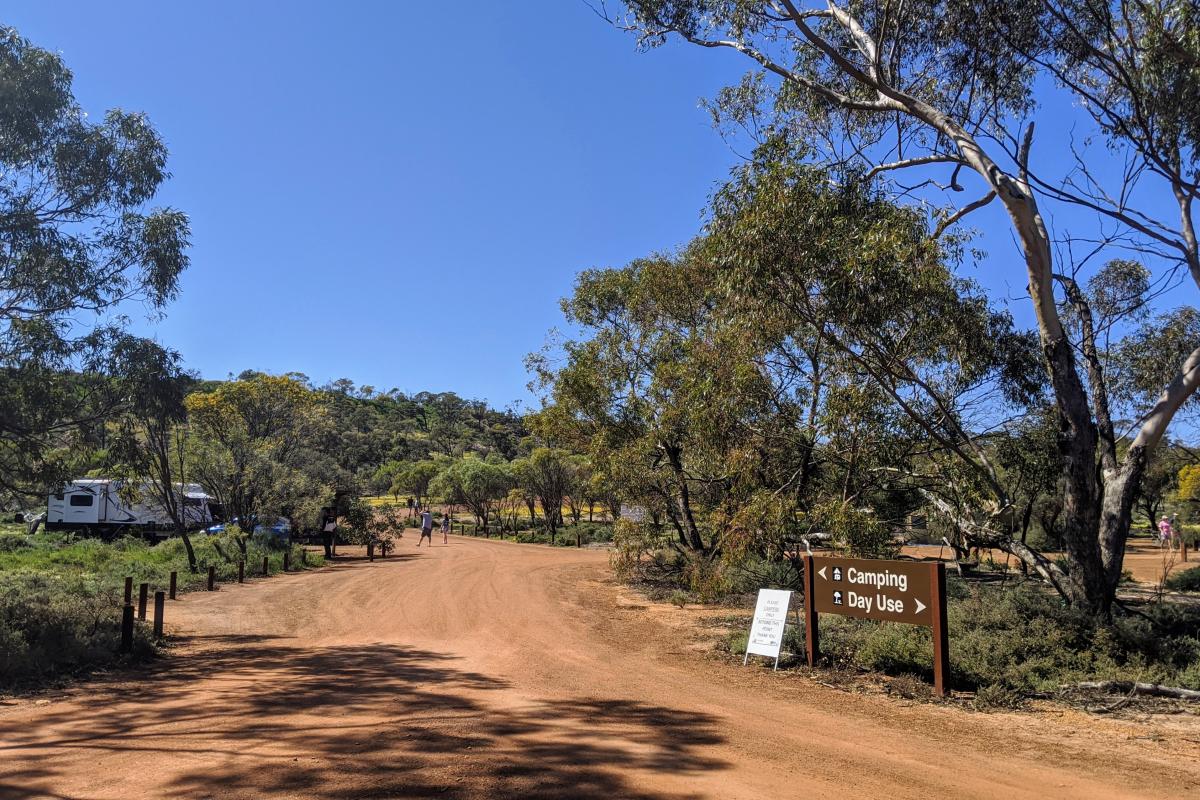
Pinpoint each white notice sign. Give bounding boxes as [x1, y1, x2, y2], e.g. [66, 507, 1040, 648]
[745, 588, 793, 663]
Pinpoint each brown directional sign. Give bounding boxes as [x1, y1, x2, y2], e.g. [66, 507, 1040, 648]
[810, 556, 934, 626]
[803, 555, 950, 696]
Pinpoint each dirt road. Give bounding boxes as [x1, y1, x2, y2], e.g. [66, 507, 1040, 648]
[2, 537, 1198, 799]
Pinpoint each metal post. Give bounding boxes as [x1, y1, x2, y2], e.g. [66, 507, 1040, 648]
[137, 582, 149, 620]
[238, 561, 245, 583]
[169, 570, 177, 600]
[207, 565, 216, 591]
[929, 561, 951, 698]
[802, 555, 819, 667]
[120, 604, 134, 654]
[153, 591, 165, 639]
[124, 576, 133, 605]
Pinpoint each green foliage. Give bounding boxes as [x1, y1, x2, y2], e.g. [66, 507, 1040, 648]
[0, 25, 190, 500]
[816, 581, 1200, 693]
[1166, 566, 1200, 593]
[0, 570, 156, 690]
[340, 499, 403, 554]
[186, 373, 331, 532]
[389, 460, 441, 505]
[430, 456, 511, 529]
[0, 531, 321, 689]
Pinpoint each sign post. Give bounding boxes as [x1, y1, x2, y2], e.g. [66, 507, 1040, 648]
[803, 555, 950, 696]
[802, 556, 819, 667]
[743, 588, 793, 670]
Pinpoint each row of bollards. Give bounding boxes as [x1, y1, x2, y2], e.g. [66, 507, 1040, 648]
[120, 588, 166, 654]
[120, 552, 301, 654]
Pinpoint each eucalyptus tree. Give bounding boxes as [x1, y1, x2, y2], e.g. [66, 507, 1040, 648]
[0, 26, 189, 499]
[390, 460, 440, 508]
[529, 252, 767, 553]
[185, 373, 330, 552]
[607, 0, 1200, 615]
[706, 157, 1057, 578]
[429, 456, 511, 530]
[108, 340, 200, 571]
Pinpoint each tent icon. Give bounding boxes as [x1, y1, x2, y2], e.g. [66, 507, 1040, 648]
[832, 567, 843, 581]
[833, 591, 843, 605]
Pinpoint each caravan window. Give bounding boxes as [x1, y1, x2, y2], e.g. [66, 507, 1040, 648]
[69, 494, 94, 507]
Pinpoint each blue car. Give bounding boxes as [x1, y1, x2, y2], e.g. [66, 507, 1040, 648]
[206, 516, 291, 538]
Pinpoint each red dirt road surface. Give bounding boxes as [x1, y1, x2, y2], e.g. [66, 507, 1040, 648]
[2, 537, 1198, 799]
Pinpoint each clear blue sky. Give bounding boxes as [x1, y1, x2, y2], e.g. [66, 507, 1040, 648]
[5, 2, 1191, 413]
[6, 1, 747, 407]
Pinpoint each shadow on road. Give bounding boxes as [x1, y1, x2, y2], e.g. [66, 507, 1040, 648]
[0, 636, 725, 799]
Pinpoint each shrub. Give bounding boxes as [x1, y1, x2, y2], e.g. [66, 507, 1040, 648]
[725, 555, 802, 595]
[1166, 566, 1200, 592]
[808, 580, 1200, 694]
[888, 673, 933, 700]
[974, 684, 1024, 710]
[0, 531, 322, 690]
[0, 570, 156, 690]
[725, 630, 749, 655]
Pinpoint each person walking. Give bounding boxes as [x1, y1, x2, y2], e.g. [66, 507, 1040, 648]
[417, 508, 434, 547]
[441, 512, 450, 544]
[1158, 515, 1174, 547]
[321, 510, 336, 559]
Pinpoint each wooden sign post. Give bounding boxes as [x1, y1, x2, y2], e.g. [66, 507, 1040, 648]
[803, 555, 951, 696]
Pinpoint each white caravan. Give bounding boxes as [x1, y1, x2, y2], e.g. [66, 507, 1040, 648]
[46, 479, 219, 536]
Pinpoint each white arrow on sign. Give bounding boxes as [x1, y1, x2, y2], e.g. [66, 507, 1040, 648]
[915, 599, 926, 615]
[817, 565, 827, 580]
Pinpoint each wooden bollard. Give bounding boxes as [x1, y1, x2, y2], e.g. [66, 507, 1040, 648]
[153, 591, 165, 639]
[368, 541, 375, 562]
[262, 555, 270, 576]
[301, 549, 307, 566]
[124, 576, 133, 605]
[283, 550, 290, 572]
[137, 582, 149, 620]
[1183, 540, 1189, 563]
[238, 561, 245, 583]
[169, 570, 177, 600]
[207, 565, 216, 591]
[120, 603, 134, 654]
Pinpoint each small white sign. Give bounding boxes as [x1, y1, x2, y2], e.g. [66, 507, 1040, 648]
[745, 588, 793, 662]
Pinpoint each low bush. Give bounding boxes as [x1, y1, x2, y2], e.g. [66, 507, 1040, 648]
[0, 570, 156, 690]
[506, 522, 614, 547]
[724, 577, 1200, 696]
[0, 531, 323, 691]
[1166, 566, 1200, 592]
[825, 581, 1200, 693]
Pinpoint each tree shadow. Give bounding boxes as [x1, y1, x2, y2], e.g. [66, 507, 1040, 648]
[0, 637, 724, 799]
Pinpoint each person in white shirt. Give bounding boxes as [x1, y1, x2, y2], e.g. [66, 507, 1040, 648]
[417, 509, 433, 547]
